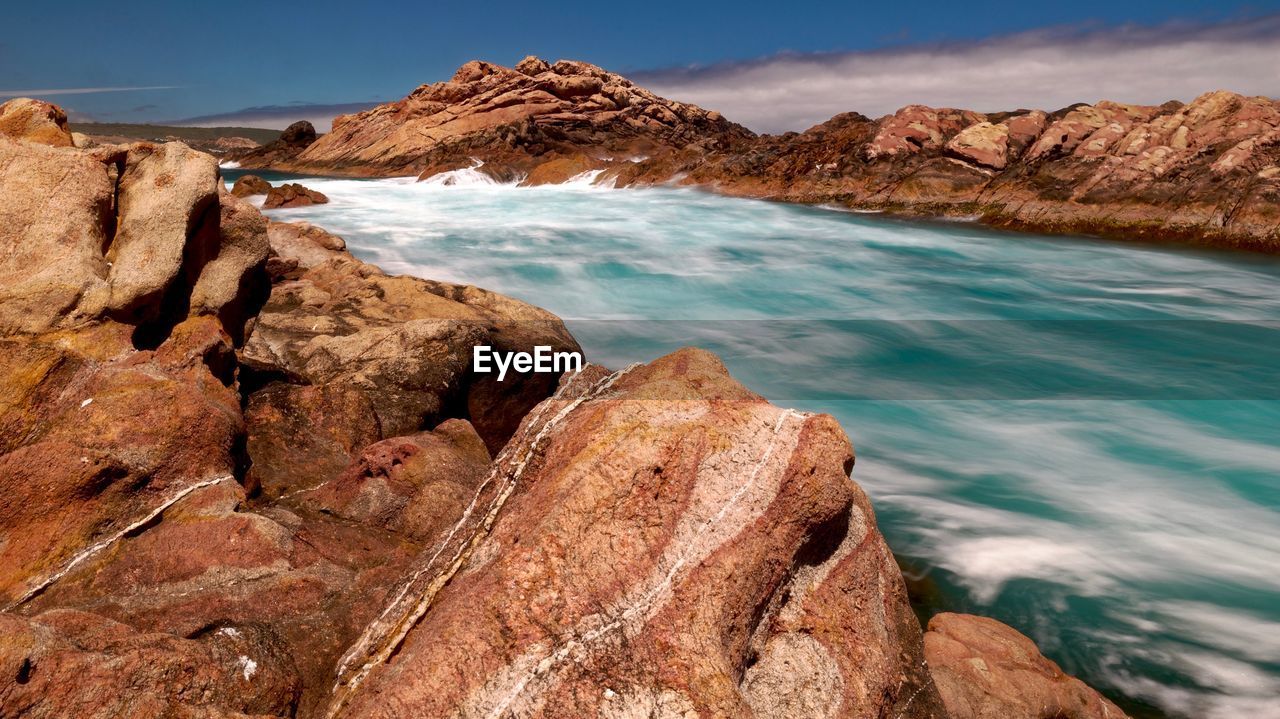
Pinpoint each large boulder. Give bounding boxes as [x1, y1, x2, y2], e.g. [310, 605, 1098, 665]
[0, 98, 73, 147]
[243, 220, 581, 448]
[0, 121, 269, 340]
[925, 613, 1130, 719]
[327, 349, 946, 719]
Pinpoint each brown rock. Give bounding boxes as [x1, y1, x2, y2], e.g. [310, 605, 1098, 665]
[243, 382, 382, 500]
[231, 173, 272, 197]
[328, 348, 945, 719]
[243, 222, 580, 446]
[304, 418, 490, 541]
[925, 613, 1130, 719]
[520, 153, 600, 185]
[262, 182, 329, 209]
[0, 609, 300, 718]
[0, 98, 73, 147]
[229, 120, 317, 167]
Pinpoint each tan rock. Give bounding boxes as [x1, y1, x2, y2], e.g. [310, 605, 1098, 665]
[947, 121, 1011, 169]
[0, 98, 73, 147]
[925, 613, 1130, 719]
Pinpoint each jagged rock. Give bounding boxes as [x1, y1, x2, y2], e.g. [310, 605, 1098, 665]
[231, 173, 272, 197]
[237, 57, 752, 178]
[243, 382, 382, 500]
[925, 613, 1130, 719]
[230, 120, 317, 168]
[262, 182, 329, 209]
[0, 130, 269, 339]
[946, 121, 1011, 169]
[865, 105, 986, 160]
[0, 98, 73, 147]
[243, 221, 581, 447]
[328, 348, 946, 719]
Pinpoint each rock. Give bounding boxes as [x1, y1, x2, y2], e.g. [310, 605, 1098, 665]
[865, 105, 986, 160]
[243, 382, 382, 500]
[229, 120, 317, 167]
[0, 98, 73, 147]
[235, 58, 752, 178]
[946, 121, 1011, 169]
[328, 348, 945, 719]
[0, 609, 300, 718]
[515, 54, 551, 76]
[925, 613, 1130, 719]
[262, 182, 329, 209]
[231, 173, 272, 197]
[520, 153, 600, 185]
[243, 222, 580, 447]
[0, 136, 115, 333]
[303, 418, 490, 541]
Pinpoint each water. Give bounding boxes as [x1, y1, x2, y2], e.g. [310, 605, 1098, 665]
[226, 168, 1280, 718]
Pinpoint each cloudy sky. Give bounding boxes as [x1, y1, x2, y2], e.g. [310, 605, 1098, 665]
[3, 0, 1278, 132]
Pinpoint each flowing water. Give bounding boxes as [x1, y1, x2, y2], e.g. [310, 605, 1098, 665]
[227, 168, 1280, 718]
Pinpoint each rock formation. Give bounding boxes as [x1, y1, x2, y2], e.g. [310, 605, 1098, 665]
[924, 613, 1129, 719]
[232, 58, 1280, 251]
[232, 57, 752, 182]
[262, 182, 329, 208]
[232, 173, 273, 197]
[233, 120, 319, 168]
[1, 99, 1129, 718]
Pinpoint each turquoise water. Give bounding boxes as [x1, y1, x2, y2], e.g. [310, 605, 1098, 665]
[227, 168, 1280, 718]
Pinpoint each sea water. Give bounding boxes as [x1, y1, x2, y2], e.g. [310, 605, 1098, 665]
[227, 169, 1280, 718]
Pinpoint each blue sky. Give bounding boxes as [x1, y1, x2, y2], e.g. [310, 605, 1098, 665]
[3, 0, 1279, 130]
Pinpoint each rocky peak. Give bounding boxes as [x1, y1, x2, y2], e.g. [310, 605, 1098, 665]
[236, 57, 754, 180]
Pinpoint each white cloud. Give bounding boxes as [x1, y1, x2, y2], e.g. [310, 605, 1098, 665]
[0, 86, 180, 98]
[634, 15, 1280, 133]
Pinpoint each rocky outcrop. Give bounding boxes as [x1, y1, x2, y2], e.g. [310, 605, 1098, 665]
[326, 349, 946, 719]
[263, 182, 329, 208]
[925, 613, 1130, 719]
[0, 98, 74, 147]
[234, 57, 752, 181]
[229, 58, 1280, 250]
[232, 173, 273, 197]
[659, 91, 1280, 251]
[231, 120, 318, 168]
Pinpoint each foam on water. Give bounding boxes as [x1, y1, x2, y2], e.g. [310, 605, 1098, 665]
[235, 171, 1280, 718]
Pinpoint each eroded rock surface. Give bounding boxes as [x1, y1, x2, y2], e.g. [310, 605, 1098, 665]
[925, 613, 1131, 719]
[327, 349, 947, 719]
[233, 57, 752, 181]
[232, 173, 273, 197]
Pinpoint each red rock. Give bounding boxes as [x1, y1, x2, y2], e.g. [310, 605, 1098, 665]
[865, 105, 986, 160]
[262, 182, 329, 209]
[925, 613, 1130, 719]
[328, 349, 945, 718]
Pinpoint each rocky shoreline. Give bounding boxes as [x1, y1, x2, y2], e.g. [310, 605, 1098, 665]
[1, 98, 1134, 717]
[230, 57, 1280, 253]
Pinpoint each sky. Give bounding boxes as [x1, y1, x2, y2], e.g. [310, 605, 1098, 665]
[3, 0, 1279, 133]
